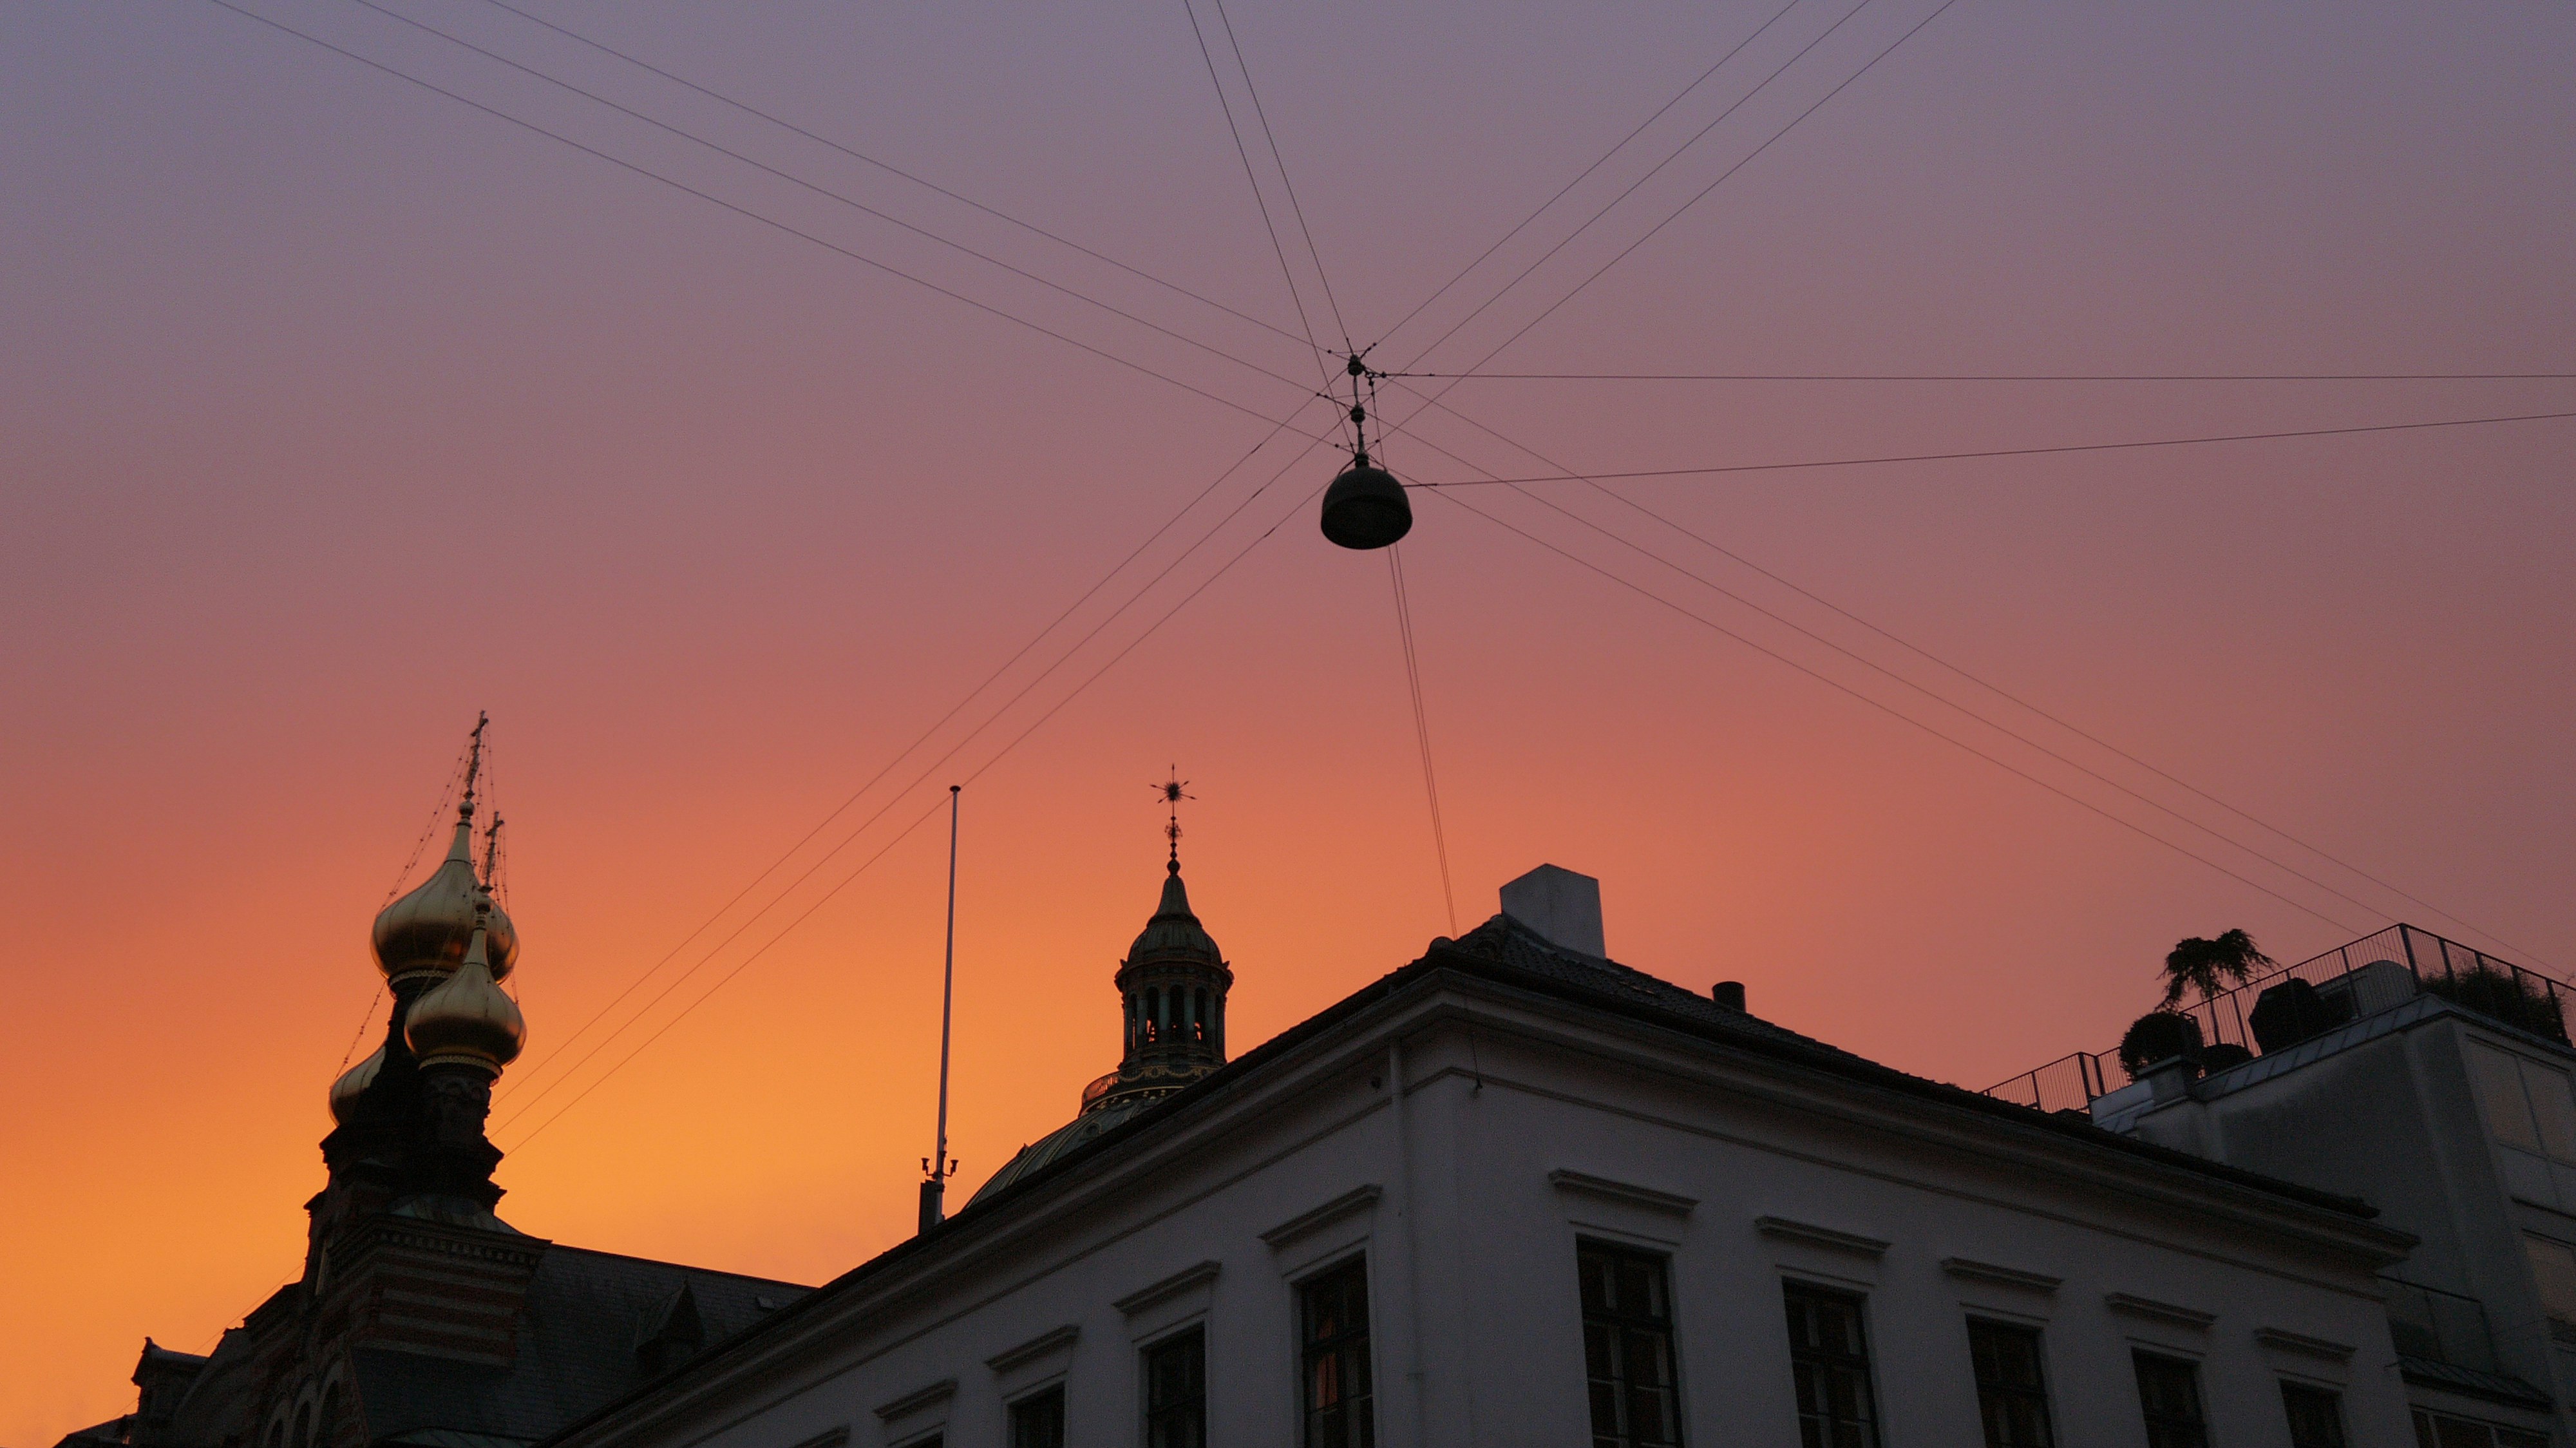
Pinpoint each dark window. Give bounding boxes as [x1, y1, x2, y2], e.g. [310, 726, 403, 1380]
[1966, 1320, 2053, 1448]
[2413, 1410, 2550, 1448]
[1010, 1385, 1065, 1448]
[2132, 1352, 2209, 1448]
[1580, 1241, 1683, 1448]
[1301, 1259, 1375, 1448]
[1144, 1328, 1206, 1448]
[2280, 1382, 2344, 1448]
[1783, 1283, 1876, 1448]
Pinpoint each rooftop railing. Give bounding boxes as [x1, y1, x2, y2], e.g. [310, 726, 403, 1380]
[1982, 924, 2571, 1115]
[2384, 1277, 2503, 1373]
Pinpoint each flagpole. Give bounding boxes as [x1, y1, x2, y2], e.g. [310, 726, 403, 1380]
[920, 784, 961, 1234]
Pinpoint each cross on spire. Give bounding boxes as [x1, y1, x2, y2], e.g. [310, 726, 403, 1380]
[459, 711, 489, 824]
[1156, 767, 1193, 875]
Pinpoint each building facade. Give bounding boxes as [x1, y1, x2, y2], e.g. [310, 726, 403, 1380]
[2043, 928, 2576, 1447]
[541, 867, 2423, 1448]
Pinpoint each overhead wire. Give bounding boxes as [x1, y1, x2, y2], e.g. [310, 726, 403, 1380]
[1399, 0, 1963, 390]
[1423, 482, 2378, 934]
[504, 797, 953, 1149]
[211, 0, 1325, 434]
[328, 0, 1322, 405]
[1179, 0, 1336, 391]
[336, 737, 473, 1072]
[494, 401, 1338, 1126]
[466, 0, 1311, 348]
[1184, 0, 1463, 940]
[1375, 385, 2552, 951]
[1387, 545, 1459, 936]
[506, 446, 1345, 1150]
[214, 0, 1373, 1127]
[1206, 0, 1350, 348]
[1388, 385, 2575, 969]
[1399, 370, 2576, 382]
[1394, 409, 2576, 486]
[1397, 0, 1892, 370]
[225, 0, 2559, 1116]
[1463, 428, 2566, 969]
[1374, 0, 1810, 349]
[497, 400, 1330, 1109]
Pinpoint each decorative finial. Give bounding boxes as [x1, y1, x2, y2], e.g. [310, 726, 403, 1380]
[480, 814, 504, 890]
[1155, 767, 1193, 875]
[458, 711, 489, 825]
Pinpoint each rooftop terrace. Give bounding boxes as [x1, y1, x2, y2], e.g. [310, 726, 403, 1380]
[1983, 924, 2573, 1116]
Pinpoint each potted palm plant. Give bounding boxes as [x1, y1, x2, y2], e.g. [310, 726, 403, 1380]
[2120, 929, 2277, 1080]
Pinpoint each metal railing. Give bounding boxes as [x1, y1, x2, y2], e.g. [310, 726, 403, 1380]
[1982, 924, 2571, 1115]
[2383, 1278, 2503, 1373]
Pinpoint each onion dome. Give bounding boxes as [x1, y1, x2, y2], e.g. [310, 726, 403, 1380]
[1124, 863, 1223, 969]
[404, 927, 526, 1073]
[374, 817, 518, 984]
[328, 1045, 384, 1124]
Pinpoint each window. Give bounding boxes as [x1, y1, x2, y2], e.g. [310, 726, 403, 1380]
[1009, 1386, 1065, 1448]
[1782, 1283, 1876, 1448]
[2132, 1352, 2208, 1448]
[2524, 1234, 2576, 1329]
[1143, 1328, 1206, 1448]
[2467, 1042, 2576, 1160]
[1579, 1243, 1681, 1448]
[1965, 1320, 2053, 1448]
[2414, 1409, 2550, 1448]
[1300, 1259, 1375, 1448]
[2280, 1382, 2345, 1448]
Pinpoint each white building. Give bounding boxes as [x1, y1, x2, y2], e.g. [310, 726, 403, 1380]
[2005, 924, 2576, 1448]
[544, 862, 2420, 1448]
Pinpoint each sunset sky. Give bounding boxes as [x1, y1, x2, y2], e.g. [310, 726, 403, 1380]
[5, 0, 2572, 1438]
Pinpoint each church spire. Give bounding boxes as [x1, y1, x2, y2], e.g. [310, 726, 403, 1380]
[1088, 772, 1232, 1113]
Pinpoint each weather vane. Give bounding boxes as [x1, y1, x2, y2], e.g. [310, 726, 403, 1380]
[1156, 767, 1194, 873]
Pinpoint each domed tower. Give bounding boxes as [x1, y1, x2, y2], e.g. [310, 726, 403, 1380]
[967, 775, 1237, 1206]
[1094, 850, 1233, 1110]
[315, 717, 529, 1243]
[1089, 772, 1233, 1111]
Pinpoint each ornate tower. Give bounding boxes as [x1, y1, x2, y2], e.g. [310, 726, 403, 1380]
[969, 774, 1240, 1205]
[312, 722, 528, 1253]
[1088, 773, 1233, 1112]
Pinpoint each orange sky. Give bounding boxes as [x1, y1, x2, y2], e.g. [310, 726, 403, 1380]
[5, 1, 2573, 1439]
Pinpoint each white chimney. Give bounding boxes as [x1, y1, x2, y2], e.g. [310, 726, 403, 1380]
[1500, 864, 1604, 957]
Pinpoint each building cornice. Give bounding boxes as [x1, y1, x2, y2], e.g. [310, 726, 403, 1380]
[1755, 1216, 1891, 1258]
[1940, 1257, 2062, 1293]
[1261, 1185, 1385, 1251]
[1112, 1261, 1220, 1319]
[1548, 1170, 1695, 1219]
[2106, 1292, 2217, 1329]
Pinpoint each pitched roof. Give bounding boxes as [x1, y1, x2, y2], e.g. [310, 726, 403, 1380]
[1429, 914, 2383, 1219]
[347, 1248, 810, 1446]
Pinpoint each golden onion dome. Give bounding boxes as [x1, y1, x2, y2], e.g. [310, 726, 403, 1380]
[374, 819, 518, 984]
[328, 1045, 384, 1124]
[404, 928, 526, 1072]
